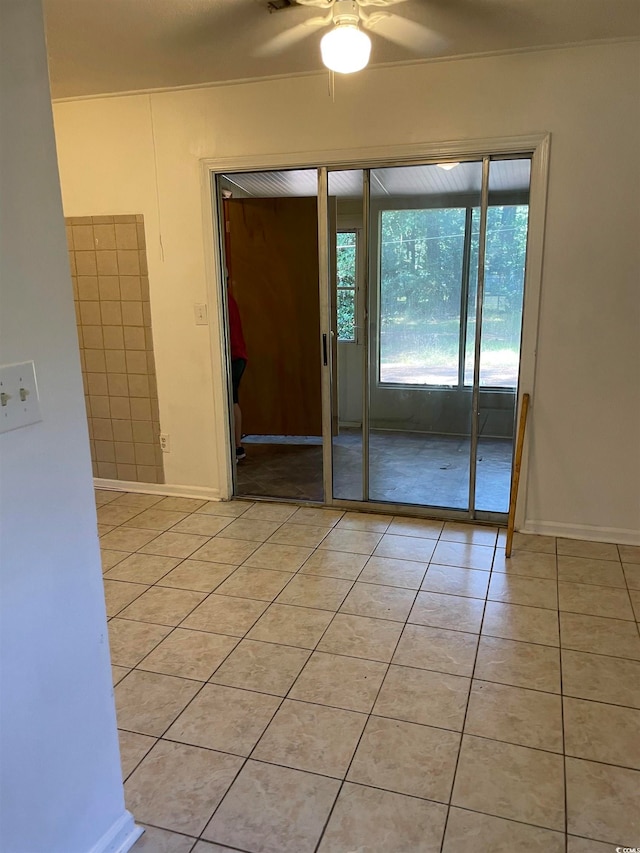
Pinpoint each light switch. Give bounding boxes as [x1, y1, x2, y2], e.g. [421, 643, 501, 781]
[0, 361, 42, 434]
[194, 303, 209, 325]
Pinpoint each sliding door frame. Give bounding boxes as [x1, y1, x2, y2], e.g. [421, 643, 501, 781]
[201, 133, 549, 527]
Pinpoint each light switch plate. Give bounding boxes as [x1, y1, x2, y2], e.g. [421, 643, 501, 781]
[0, 361, 42, 434]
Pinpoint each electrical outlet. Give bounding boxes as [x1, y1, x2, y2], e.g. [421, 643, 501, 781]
[159, 433, 170, 452]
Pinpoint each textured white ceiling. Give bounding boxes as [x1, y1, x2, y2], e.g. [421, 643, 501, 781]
[43, 0, 640, 100]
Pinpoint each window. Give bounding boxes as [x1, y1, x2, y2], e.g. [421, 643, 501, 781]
[336, 230, 357, 342]
[379, 204, 528, 388]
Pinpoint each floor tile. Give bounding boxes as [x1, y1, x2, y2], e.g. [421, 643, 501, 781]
[347, 716, 460, 801]
[97, 523, 116, 536]
[111, 492, 164, 509]
[214, 566, 294, 601]
[492, 549, 557, 579]
[358, 555, 428, 589]
[339, 582, 416, 622]
[442, 808, 564, 852]
[511, 532, 556, 554]
[385, 517, 443, 539]
[319, 528, 383, 555]
[253, 699, 367, 778]
[101, 548, 130, 571]
[98, 503, 147, 526]
[558, 581, 634, 620]
[112, 665, 130, 685]
[202, 761, 340, 853]
[564, 696, 640, 769]
[101, 527, 159, 551]
[139, 531, 211, 559]
[318, 782, 448, 853]
[452, 734, 565, 830]
[474, 635, 561, 693]
[267, 523, 330, 548]
[289, 651, 387, 712]
[624, 562, 640, 589]
[104, 553, 181, 584]
[558, 556, 627, 588]
[373, 664, 470, 730]
[154, 497, 208, 513]
[125, 740, 242, 836]
[562, 649, 640, 709]
[108, 618, 172, 667]
[566, 837, 615, 853]
[441, 522, 498, 546]
[189, 536, 258, 565]
[408, 590, 485, 633]
[118, 729, 157, 779]
[122, 508, 189, 531]
[373, 534, 436, 563]
[220, 517, 283, 542]
[169, 514, 234, 537]
[156, 560, 236, 593]
[210, 639, 310, 696]
[137, 628, 238, 681]
[393, 624, 478, 677]
[560, 611, 640, 659]
[430, 540, 494, 571]
[165, 683, 280, 756]
[196, 499, 254, 517]
[103, 579, 148, 616]
[191, 841, 243, 852]
[317, 613, 403, 662]
[465, 679, 563, 751]
[95, 488, 122, 506]
[115, 669, 201, 736]
[289, 506, 344, 527]
[181, 594, 268, 637]
[420, 564, 489, 599]
[299, 549, 368, 580]
[482, 600, 559, 646]
[488, 573, 558, 609]
[131, 824, 195, 853]
[119, 586, 207, 626]
[244, 542, 313, 572]
[247, 603, 333, 649]
[336, 511, 392, 533]
[618, 544, 640, 564]
[630, 589, 640, 620]
[275, 574, 353, 610]
[557, 538, 620, 561]
[242, 502, 298, 522]
[566, 756, 640, 845]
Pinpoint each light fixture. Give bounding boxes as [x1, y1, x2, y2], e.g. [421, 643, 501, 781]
[320, 0, 371, 74]
[436, 163, 460, 171]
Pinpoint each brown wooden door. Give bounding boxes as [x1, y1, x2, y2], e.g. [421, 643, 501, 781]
[225, 196, 322, 436]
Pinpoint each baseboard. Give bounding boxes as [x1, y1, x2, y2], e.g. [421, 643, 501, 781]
[87, 811, 143, 853]
[94, 478, 223, 502]
[521, 519, 640, 546]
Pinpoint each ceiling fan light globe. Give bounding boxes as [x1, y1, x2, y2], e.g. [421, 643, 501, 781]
[321, 25, 371, 74]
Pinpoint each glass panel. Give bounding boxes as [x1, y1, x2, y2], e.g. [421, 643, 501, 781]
[330, 170, 364, 501]
[368, 161, 482, 509]
[474, 157, 531, 513]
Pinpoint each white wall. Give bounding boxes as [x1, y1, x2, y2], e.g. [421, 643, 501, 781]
[0, 2, 139, 851]
[52, 41, 640, 542]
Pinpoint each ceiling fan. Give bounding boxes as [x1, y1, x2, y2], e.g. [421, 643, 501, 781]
[259, 0, 447, 74]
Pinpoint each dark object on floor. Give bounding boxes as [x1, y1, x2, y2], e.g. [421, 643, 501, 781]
[236, 446, 247, 461]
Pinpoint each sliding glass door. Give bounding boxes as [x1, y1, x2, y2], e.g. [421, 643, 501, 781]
[323, 155, 531, 519]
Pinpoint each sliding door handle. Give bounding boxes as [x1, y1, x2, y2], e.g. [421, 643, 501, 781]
[322, 333, 328, 366]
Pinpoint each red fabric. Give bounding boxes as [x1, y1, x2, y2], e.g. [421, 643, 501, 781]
[228, 291, 247, 361]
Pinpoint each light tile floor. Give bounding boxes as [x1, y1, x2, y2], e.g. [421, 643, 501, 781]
[96, 489, 640, 853]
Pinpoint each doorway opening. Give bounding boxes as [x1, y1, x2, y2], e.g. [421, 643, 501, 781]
[214, 148, 537, 522]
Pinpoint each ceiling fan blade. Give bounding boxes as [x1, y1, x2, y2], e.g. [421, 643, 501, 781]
[367, 13, 448, 54]
[255, 13, 331, 57]
[295, 0, 334, 8]
[357, 0, 408, 7]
